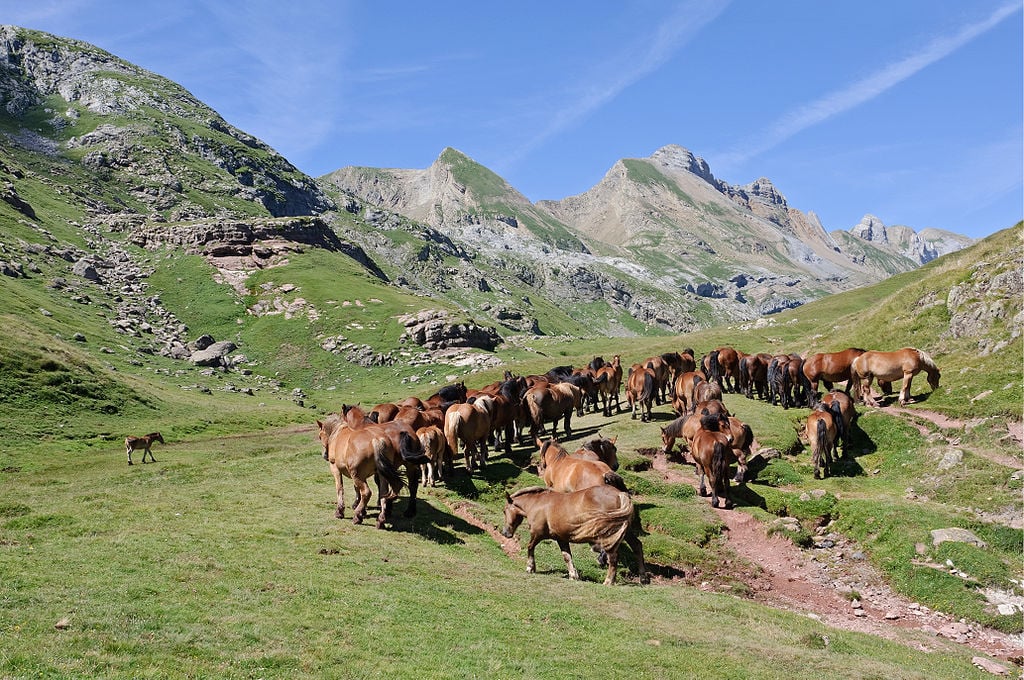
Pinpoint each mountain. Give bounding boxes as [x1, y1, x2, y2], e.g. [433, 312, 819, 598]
[0, 25, 975, 353]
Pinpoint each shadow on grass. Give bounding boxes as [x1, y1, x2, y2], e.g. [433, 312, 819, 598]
[390, 498, 484, 545]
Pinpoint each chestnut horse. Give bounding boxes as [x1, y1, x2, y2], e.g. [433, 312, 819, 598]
[444, 399, 493, 471]
[805, 406, 838, 479]
[671, 371, 705, 416]
[816, 390, 856, 457]
[125, 432, 164, 465]
[626, 363, 656, 422]
[801, 348, 865, 403]
[850, 348, 941, 407]
[416, 425, 448, 486]
[535, 438, 627, 494]
[691, 427, 734, 508]
[316, 416, 416, 529]
[500, 485, 649, 585]
[573, 435, 619, 471]
[593, 355, 623, 416]
[524, 382, 579, 441]
[709, 347, 741, 393]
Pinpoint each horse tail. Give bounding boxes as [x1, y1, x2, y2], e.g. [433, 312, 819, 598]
[848, 357, 863, 400]
[444, 410, 463, 462]
[374, 440, 405, 496]
[711, 442, 729, 493]
[398, 430, 430, 464]
[827, 401, 845, 443]
[603, 471, 629, 493]
[815, 415, 829, 459]
[709, 350, 721, 383]
[640, 372, 655, 403]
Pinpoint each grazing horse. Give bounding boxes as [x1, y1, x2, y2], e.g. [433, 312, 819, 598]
[125, 432, 164, 465]
[500, 486, 649, 585]
[805, 406, 838, 480]
[691, 427, 734, 509]
[801, 348, 865, 403]
[444, 399, 493, 471]
[671, 371, 705, 415]
[536, 438, 627, 494]
[815, 390, 856, 457]
[317, 416, 420, 529]
[594, 355, 624, 416]
[851, 348, 941, 407]
[626, 363, 656, 422]
[524, 382, 578, 441]
[574, 435, 619, 471]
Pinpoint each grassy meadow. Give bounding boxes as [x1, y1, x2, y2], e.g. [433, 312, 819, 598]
[1, 226, 1021, 677]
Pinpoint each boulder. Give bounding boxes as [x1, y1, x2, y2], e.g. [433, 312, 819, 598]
[190, 340, 237, 367]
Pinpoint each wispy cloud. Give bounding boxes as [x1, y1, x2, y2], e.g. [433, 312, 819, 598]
[715, 2, 1021, 172]
[500, 0, 731, 169]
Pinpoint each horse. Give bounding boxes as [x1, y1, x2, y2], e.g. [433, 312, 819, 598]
[814, 390, 856, 457]
[805, 406, 838, 480]
[500, 485, 649, 585]
[444, 399, 493, 471]
[725, 416, 754, 483]
[487, 374, 528, 454]
[368, 402, 400, 424]
[710, 347, 741, 393]
[536, 438, 627, 494]
[671, 371, 705, 416]
[767, 355, 793, 408]
[690, 427, 734, 509]
[801, 348, 866, 403]
[524, 382, 578, 442]
[641, 355, 672, 405]
[416, 425, 448, 486]
[340, 404, 431, 518]
[850, 348, 941, 407]
[125, 432, 164, 465]
[594, 355, 623, 416]
[694, 378, 723, 405]
[317, 416, 419, 529]
[573, 435, 619, 471]
[626, 363, 656, 422]
[739, 353, 770, 400]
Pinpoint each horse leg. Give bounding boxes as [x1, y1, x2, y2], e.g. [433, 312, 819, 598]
[563, 411, 572, 438]
[602, 547, 619, 586]
[403, 463, 420, 518]
[126, 445, 133, 466]
[143, 446, 154, 463]
[526, 536, 540, 574]
[697, 466, 708, 497]
[479, 438, 489, 469]
[351, 477, 371, 525]
[900, 373, 913, 406]
[624, 532, 650, 585]
[331, 466, 345, 519]
[556, 539, 579, 580]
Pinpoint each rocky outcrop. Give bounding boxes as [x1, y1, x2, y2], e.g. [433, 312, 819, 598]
[945, 240, 1023, 356]
[399, 310, 503, 351]
[847, 214, 972, 264]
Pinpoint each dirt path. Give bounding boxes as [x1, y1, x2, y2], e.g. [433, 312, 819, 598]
[884, 406, 1023, 469]
[647, 448, 1022, 664]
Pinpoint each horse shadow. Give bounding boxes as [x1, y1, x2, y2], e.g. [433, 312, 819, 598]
[391, 498, 485, 545]
[727, 482, 767, 510]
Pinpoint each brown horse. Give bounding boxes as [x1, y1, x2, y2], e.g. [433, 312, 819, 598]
[626, 363, 656, 422]
[709, 347, 741, 393]
[850, 348, 941, 407]
[524, 382, 578, 441]
[317, 417, 410, 529]
[416, 425, 448, 486]
[594, 355, 624, 416]
[444, 399, 493, 471]
[691, 427, 734, 508]
[671, 371, 705, 415]
[816, 390, 856, 457]
[739, 353, 771, 400]
[805, 406, 838, 479]
[500, 485, 649, 585]
[536, 438, 627, 494]
[125, 432, 164, 465]
[573, 435, 619, 471]
[801, 348, 865, 403]
[641, 355, 672, 405]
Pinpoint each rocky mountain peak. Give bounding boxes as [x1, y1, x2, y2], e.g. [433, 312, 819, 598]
[649, 144, 717, 185]
[850, 214, 888, 243]
[742, 177, 787, 208]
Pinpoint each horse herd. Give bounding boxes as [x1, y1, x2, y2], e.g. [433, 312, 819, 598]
[309, 344, 940, 585]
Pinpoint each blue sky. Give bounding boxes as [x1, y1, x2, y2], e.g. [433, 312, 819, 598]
[4, 0, 1022, 239]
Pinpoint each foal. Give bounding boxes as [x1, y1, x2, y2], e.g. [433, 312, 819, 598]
[125, 432, 164, 465]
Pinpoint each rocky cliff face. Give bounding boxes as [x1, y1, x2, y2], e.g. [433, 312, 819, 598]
[845, 214, 973, 265]
[0, 25, 333, 220]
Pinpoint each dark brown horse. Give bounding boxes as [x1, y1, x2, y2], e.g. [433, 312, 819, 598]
[801, 348, 865, 403]
[709, 347, 741, 393]
[125, 432, 164, 465]
[850, 348, 941, 407]
[739, 353, 771, 400]
[524, 382, 578, 441]
[691, 427, 734, 508]
[816, 390, 856, 457]
[500, 485, 649, 585]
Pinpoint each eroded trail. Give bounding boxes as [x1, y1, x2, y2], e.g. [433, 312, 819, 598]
[648, 448, 1022, 663]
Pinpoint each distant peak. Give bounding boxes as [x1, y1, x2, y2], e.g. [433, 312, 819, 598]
[649, 145, 717, 184]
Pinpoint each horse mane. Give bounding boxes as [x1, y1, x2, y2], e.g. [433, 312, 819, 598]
[661, 416, 688, 438]
[539, 438, 570, 461]
[509, 485, 550, 498]
[916, 349, 938, 371]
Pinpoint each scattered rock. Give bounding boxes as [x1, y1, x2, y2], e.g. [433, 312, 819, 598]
[930, 527, 987, 548]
